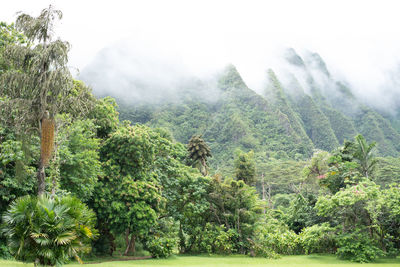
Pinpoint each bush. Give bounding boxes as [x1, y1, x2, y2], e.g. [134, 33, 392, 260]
[146, 236, 176, 258]
[298, 223, 336, 254]
[2, 194, 98, 266]
[214, 228, 239, 255]
[190, 224, 240, 255]
[0, 242, 10, 259]
[250, 218, 299, 258]
[195, 223, 221, 254]
[248, 238, 280, 259]
[336, 229, 385, 263]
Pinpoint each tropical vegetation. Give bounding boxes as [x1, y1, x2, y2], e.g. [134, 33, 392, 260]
[1, 5, 400, 267]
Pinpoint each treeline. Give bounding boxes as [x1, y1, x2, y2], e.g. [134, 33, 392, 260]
[1, 6, 400, 266]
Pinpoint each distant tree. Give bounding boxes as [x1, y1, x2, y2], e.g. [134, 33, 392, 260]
[187, 135, 212, 176]
[319, 154, 361, 194]
[316, 180, 385, 262]
[59, 80, 97, 119]
[256, 159, 307, 197]
[353, 134, 377, 178]
[303, 150, 330, 180]
[0, 22, 27, 73]
[316, 135, 376, 194]
[372, 157, 400, 187]
[208, 177, 261, 253]
[88, 97, 119, 139]
[0, 6, 75, 195]
[301, 150, 330, 193]
[234, 150, 256, 185]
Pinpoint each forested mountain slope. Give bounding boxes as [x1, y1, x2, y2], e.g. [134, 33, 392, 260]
[80, 47, 400, 170]
[113, 65, 313, 170]
[264, 69, 339, 152]
[280, 48, 400, 157]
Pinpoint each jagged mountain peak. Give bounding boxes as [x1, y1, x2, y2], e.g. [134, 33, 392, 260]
[218, 64, 248, 91]
[303, 51, 330, 77]
[284, 48, 305, 68]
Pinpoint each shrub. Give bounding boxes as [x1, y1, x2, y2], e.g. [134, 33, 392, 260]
[250, 218, 299, 258]
[195, 223, 221, 254]
[0, 242, 10, 259]
[2, 194, 98, 266]
[214, 228, 239, 255]
[146, 236, 176, 258]
[298, 223, 336, 254]
[192, 224, 239, 255]
[336, 229, 385, 263]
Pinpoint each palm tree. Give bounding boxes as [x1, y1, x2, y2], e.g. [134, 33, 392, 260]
[0, 5, 74, 195]
[187, 135, 212, 176]
[2, 195, 97, 266]
[353, 134, 377, 178]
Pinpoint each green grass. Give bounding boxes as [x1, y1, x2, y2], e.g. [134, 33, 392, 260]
[2, 255, 400, 267]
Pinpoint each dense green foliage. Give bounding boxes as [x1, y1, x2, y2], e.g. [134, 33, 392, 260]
[91, 125, 163, 255]
[234, 150, 256, 185]
[2, 6, 400, 266]
[2, 195, 97, 266]
[55, 116, 101, 201]
[373, 157, 400, 186]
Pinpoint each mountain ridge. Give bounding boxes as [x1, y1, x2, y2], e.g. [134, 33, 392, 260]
[80, 47, 400, 170]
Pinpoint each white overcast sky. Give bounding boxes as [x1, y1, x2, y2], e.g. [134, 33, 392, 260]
[1, 0, 400, 105]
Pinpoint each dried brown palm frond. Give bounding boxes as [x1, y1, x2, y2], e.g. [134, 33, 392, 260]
[40, 114, 55, 166]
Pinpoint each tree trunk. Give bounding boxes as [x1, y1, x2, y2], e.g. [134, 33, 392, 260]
[37, 118, 45, 196]
[129, 235, 136, 255]
[261, 173, 266, 213]
[50, 126, 60, 197]
[124, 229, 136, 256]
[37, 161, 45, 196]
[187, 234, 197, 253]
[179, 223, 185, 253]
[201, 158, 207, 176]
[267, 182, 272, 208]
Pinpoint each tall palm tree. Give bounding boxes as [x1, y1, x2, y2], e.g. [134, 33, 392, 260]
[0, 5, 74, 195]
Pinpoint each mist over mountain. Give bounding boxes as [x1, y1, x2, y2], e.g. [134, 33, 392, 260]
[80, 43, 400, 169]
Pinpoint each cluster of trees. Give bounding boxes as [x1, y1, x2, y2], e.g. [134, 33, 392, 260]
[0, 7, 265, 264]
[1, 6, 400, 266]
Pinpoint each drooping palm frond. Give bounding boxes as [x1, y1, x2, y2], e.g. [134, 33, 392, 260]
[353, 134, 377, 178]
[187, 135, 212, 176]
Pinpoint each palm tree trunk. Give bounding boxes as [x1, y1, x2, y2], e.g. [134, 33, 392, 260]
[201, 158, 207, 176]
[37, 161, 45, 196]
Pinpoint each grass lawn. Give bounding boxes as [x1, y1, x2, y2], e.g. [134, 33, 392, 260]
[2, 254, 400, 267]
